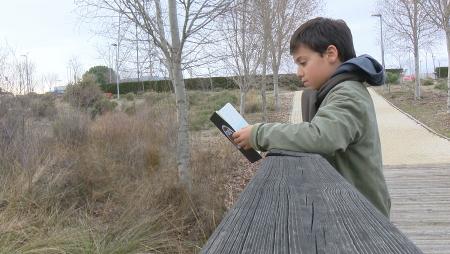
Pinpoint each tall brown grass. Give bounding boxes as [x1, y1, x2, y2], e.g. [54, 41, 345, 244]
[0, 91, 239, 253]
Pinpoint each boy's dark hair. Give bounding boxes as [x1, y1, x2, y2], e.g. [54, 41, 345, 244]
[290, 17, 356, 62]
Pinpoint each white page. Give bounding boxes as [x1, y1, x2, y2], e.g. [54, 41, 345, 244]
[217, 103, 249, 131]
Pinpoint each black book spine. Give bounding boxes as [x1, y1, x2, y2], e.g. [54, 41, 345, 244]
[210, 112, 262, 163]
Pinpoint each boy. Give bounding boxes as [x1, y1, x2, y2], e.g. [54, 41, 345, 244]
[232, 17, 391, 217]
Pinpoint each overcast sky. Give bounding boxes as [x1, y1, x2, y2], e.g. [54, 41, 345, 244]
[0, 0, 448, 93]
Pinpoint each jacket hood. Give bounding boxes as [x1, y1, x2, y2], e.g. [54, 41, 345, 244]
[332, 54, 385, 86]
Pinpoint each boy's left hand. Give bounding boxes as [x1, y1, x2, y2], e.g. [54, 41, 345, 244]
[232, 125, 253, 150]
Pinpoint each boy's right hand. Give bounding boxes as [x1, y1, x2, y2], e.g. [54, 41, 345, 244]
[232, 125, 253, 150]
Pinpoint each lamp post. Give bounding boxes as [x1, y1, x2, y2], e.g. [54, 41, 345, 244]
[371, 14, 388, 92]
[109, 44, 112, 83]
[112, 11, 122, 99]
[135, 22, 143, 92]
[112, 43, 120, 99]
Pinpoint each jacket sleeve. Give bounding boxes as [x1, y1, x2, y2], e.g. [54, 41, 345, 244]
[250, 87, 365, 156]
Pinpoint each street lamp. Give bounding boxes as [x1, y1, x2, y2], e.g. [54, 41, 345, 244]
[109, 44, 112, 83]
[371, 14, 387, 91]
[112, 43, 120, 99]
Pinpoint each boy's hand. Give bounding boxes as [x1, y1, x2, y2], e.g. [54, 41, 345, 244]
[232, 125, 253, 150]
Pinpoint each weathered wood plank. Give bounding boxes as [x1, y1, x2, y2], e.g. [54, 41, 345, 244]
[201, 150, 423, 253]
[384, 164, 450, 254]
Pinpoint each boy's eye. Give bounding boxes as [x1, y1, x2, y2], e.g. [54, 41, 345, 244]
[299, 61, 306, 66]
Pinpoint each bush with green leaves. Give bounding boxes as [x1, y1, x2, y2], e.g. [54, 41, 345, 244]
[64, 74, 104, 110]
[91, 97, 117, 118]
[124, 92, 135, 101]
[386, 72, 400, 84]
[435, 81, 448, 91]
[435, 67, 448, 78]
[82, 65, 117, 85]
[422, 79, 434, 86]
[100, 74, 303, 94]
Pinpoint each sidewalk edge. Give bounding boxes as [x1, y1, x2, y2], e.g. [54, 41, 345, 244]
[369, 88, 450, 142]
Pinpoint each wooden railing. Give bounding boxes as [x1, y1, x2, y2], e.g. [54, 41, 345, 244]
[201, 150, 423, 254]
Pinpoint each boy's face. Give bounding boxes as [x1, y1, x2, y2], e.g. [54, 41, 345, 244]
[293, 45, 341, 90]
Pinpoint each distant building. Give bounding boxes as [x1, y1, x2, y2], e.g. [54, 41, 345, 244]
[53, 86, 66, 94]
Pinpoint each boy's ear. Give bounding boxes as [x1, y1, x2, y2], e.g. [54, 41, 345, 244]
[325, 45, 340, 64]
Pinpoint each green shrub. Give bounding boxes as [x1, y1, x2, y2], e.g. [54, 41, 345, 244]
[64, 75, 103, 110]
[287, 82, 300, 91]
[100, 74, 305, 94]
[435, 81, 448, 91]
[422, 79, 434, 86]
[190, 110, 213, 131]
[435, 67, 448, 78]
[208, 91, 238, 110]
[187, 90, 238, 131]
[124, 92, 135, 101]
[144, 92, 174, 105]
[91, 98, 117, 118]
[387, 72, 400, 84]
[82, 65, 117, 86]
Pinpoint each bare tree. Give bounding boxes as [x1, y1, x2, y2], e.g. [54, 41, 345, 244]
[222, 0, 262, 115]
[264, 0, 319, 111]
[379, 0, 437, 99]
[0, 42, 12, 93]
[67, 56, 84, 84]
[41, 73, 60, 93]
[75, 0, 231, 190]
[256, 0, 270, 122]
[0, 42, 36, 94]
[421, 0, 450, 112]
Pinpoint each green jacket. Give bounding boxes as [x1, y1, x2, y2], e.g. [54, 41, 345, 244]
[250, 81, 391, 217]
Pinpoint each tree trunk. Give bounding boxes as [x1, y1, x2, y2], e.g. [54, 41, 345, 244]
[413, 1, 421, 100]
[446, 29, 450, 113]
[414, 43, 421, 100]
[272, 63, 280, 112]
[261, 65, 268, 122]
[240, 88, 246, 116]
[260, 1, 270, 122]
[261, 37, 268, 122]
[168, 0, 191, 190]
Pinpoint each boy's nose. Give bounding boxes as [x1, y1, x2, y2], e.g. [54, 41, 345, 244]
[296, 67, 304, 79]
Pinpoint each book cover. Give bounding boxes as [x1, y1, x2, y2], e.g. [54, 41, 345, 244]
[210, 103, 262, 163]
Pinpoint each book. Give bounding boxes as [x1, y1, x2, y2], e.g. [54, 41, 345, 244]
[210, 103, 262, 163]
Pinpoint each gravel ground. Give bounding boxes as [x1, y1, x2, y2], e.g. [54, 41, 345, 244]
[224, 91, 294, 209]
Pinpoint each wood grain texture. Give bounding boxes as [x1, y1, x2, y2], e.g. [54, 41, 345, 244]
[201, 150, 423, 253]
[385, 164, 450, 254]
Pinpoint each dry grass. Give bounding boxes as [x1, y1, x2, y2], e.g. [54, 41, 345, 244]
[188, 89, 276, 131]
[0, 91, 241, 253]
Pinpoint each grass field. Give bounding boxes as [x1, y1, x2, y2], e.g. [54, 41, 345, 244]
[0, 88, 275, 253]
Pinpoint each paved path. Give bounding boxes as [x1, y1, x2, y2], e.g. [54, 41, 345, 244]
[290, 89, 450, 254]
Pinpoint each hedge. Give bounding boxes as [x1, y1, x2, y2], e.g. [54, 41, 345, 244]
[435, 67, 448, 78]
[100, 74, 303, 94]
[385, 68, 403, 75]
